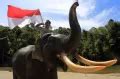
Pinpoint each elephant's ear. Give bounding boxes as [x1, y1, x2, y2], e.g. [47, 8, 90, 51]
[32, 50, 44, 62]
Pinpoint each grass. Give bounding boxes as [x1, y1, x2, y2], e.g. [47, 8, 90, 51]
[95, 65, 120, 74]
[0, 67, 12, 71]
[64, 65, 120, 74]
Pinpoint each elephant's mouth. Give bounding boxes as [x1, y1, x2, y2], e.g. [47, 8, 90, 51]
[57, 52, 117, 73]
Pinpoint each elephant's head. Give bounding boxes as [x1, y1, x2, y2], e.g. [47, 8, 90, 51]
[38, 2, 117, 73]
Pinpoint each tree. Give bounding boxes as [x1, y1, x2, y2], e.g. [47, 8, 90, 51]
[106, 19, 120, 62]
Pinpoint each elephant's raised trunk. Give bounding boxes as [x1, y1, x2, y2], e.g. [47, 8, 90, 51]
[65, 2, 81, 52]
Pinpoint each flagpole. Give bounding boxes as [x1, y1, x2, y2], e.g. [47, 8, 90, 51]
[34, 9, 44, 24]
[38, 9, 44, 23]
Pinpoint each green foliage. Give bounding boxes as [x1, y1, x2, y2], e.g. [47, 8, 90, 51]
[105, 19, 120, 63]
[0, 25, 41, 66]
[53, 27, 70, 35]
[78, 20, 120, 61]
[0, 19, 120, 66]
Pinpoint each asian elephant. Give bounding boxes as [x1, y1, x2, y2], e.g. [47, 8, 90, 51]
[12, 2, 117, 79]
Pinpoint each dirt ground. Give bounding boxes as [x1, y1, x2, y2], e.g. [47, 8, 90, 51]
[0, 68, 120, 79]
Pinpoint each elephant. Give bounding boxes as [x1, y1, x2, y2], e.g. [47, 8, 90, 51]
[12, 2, 117, 79]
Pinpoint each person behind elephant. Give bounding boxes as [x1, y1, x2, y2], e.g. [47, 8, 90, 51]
[35, 20, 52, 36]
[44, 20, 52, 30]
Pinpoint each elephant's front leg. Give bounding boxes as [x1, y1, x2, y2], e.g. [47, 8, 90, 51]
[48, 68, 58, 79]
[28, 59, 57, 79]
[42, 51, 58, 79]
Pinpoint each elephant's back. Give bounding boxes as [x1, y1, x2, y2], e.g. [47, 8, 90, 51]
[12, 45, 35, 64]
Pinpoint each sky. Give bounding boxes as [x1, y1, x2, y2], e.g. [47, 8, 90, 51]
[0, 0, 120, 30]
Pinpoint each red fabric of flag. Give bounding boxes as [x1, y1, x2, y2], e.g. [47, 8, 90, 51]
[8, 5, 41, 18]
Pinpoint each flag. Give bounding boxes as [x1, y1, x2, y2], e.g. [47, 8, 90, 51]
[7, 5, 43, 28]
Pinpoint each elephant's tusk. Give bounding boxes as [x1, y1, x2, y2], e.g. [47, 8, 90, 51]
[75, 54, 117, 67]
[60, 53, 106, 73]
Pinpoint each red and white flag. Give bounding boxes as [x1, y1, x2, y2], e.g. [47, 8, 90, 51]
[7, 5, 43, 28]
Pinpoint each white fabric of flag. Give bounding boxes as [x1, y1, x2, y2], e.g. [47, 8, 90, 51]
[7, 5, 43, 28]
